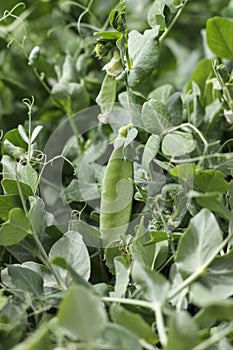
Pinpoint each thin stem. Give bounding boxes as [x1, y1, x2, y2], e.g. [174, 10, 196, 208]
[102, 297, 167, 346]
[159, 0, 189, 43]
[32, 68, 51, 95]
[171, 152, 233, 164]
[168, 231, 233, 300]
[33, 234, 67, 291]
[192, 322, 233, 350]
[165, 123, 208, 149]
[154, 305, 168, 347]
[102, 296, 153, 309]
[139, 339, 158, 350]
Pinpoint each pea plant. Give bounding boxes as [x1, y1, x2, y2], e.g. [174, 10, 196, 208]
[0, 0, 233, 349]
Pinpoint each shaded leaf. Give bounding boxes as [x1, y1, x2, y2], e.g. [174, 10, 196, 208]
[58, 285, 107, 341]
[165, 311, 198, 350]
[0, 208, 30, 246]
[176, 209, 223, 277]
[110, 303, 158, 344]
[207, 17, 233, 60]
[128, 28, 160, 87]
[49, 231, 90, 287]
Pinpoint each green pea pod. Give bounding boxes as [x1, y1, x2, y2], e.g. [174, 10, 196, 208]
[100, 130, 134, 244]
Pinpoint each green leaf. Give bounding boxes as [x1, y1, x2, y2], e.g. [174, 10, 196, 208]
[28, 196, 46, 237]
[11, 324, 52, 350]
[148, 84, 176, 103]
[144, 230, 168, 245]
[199, 250, 233, 299]
[147, 0, 166, 30]
[193, 192, 232, 221]
[1, 155, 25, 180]
[165, 311, 198, 350]
[192, 283, 233, 322]
[102, 323, 143, 350]
[186, 59, 214, 106]
[129, 217, 156, 269]
[162, 131, 196, 157]
[58, 53, 77, 85]
[170, 164, 196, 183]
[58, 285, 107, 341]
[142, 99, 171, 135]
[128, 28, 160, 87]
[207, 17, 233, 60]
[0, 208, 30, 246]
[1, 179, 33, 197]
[112, 256, 130, 297]
[71, 219, 101, 248]
[51, 82, 90, 116]
[166, 92, 183, 126]
[94, 31, 122, 41]
[110, 303, 158, 344]
[132, 260, 169, 304]
[1, 128, 27, 156]
[176, 209, 223, 277]
[0, 290, 8, 312]
[51, 256, 93, 290]
[194, 169, 229, 193]
[142, 134, 160, 172]
[0, 194, 22, 221]
[49, 231, 90, 287]
[7, 265, 44, 296]
[19, 164, 38, 194]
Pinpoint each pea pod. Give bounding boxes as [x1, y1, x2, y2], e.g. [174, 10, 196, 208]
[100, 126, 134, 243]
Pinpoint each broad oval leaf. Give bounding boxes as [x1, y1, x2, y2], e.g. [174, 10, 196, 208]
[58, 285, 107, 341]
[132, 260, 169, 305]
[0, 208, 30, 246]
[110, 303, 158, 344]
[162, 131, 196, 157]
[142, 99, 171, 135]
[176, 209, 223, 277]
[49, 230, 90, 287]
[207, 17, 233, 60]
[128, 28, 160, 87]
[165, 311, 198, 350]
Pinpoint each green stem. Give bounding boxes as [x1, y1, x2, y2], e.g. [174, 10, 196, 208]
[32, 67, 51, 95]
[159, 0, 189, 43]
[154, 305, 167, 347]
[192, 322, 233, 350]
[33, 233, 67, 291]
[168, 231, 233, 300]
[170, 151, 233, 164]
[102, 297, 167, 346]
[102, 296, 153, 309]
[15, 164, 66, 291]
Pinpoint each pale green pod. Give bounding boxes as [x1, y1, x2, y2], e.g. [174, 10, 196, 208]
[100, 145, 134, 244]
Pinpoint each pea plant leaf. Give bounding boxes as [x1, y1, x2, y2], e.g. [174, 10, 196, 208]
[142, 99, 171, 135]
[6, 265, 44, 297]
[128, 27, 160, 87]
[165, 311, 198, 350]
[199, 250, 233, 299]
[207, 17, 233, 59]
[176, 209, 223, 277]
[0, 208, 30, 246]
[110, 303, 158, 344]
[49, 231, 90, 287]
[162, 131, 196, 157]
[58, 285, 107, 341]
[147, 0, 166, 30]
[131, 260, 169, 305]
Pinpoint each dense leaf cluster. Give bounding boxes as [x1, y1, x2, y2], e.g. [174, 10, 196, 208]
[0, 0, 233, 349]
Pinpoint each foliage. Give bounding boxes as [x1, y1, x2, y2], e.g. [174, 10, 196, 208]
[0, 0, 233, 349]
